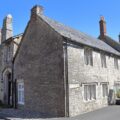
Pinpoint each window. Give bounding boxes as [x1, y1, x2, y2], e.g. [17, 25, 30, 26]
[101, 53, 107, 68]
[102, 84, 108, 97]
[114, 57, 119, 69]
[84, 84, 96, 101]
[84, 48, 93, 66]
[18, 82, 24, 105]
[5, 46, 11, 63]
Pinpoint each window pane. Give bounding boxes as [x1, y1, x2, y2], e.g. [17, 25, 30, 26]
[18, 82, 24, 104]
[84, 85, 87, 100]
[102, 84, 108, 97]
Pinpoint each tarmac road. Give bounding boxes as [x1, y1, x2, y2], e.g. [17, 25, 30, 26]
[0, 105, 120, 120]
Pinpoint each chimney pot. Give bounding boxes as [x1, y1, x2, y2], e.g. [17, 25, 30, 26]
[99, 16, 107, 38]
[31, 5, 44, 16]
[1, 14, 13, 42]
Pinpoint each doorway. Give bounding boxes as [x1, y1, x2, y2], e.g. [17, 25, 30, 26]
[3, 69, 12, 106]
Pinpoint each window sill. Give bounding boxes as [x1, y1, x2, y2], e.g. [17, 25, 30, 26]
[18, 102, 24, 105]
[102, 96, 108, 99]
[83, 99, 96, 103]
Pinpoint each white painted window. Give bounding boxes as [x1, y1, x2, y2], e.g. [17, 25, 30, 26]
[18, 82, 24, 105]
[84, 48, 93, 66]
[114, 57, 119, 69]
[101, 53, 107, 68]
[102, 84, 108, 97]
[84, 84, 96, 101]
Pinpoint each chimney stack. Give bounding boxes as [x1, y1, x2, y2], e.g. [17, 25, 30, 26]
[99, 16, 107, 38]
[31, 5, 44, 20]
[1, 14, 13, 42]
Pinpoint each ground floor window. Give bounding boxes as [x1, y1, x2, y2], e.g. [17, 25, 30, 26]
[84, 84, 96, 101]
[18, 82, 24, 105]
[102, 83, 108, 97]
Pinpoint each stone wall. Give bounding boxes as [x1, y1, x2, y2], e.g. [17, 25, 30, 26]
[67, 44, 120, 116]
[14, 16, 65, 117]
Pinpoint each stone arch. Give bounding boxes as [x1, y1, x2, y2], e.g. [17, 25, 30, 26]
[2, 68, 12, 105]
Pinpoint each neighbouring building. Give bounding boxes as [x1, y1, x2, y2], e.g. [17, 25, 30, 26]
[0, 5, 120, 117]
[0, 14, 22, 105]
[98, 16, 120, 52]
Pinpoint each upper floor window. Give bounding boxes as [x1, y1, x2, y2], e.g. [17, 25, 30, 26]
[84, 48, 93, 66]
[101, 53, 107, 68]
[114, 57, 119, 69]
[4, 46, 11, 63]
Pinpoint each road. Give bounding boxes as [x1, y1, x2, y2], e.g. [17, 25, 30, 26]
[0, 105, 120, 120]
[72, 105, 120, 120]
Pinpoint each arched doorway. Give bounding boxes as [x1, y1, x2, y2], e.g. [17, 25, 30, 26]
[3, 68, 12, 105]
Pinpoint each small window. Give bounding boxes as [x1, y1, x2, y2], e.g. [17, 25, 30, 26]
[84, 84, 96, 101]
[114, 57, 119, 69]
[84, 48, 93, 66]
[5, 46, 11, 63]
[18, 82, 24, 105]
[102, 84, 108, 97]
[101, 53, 107, 68]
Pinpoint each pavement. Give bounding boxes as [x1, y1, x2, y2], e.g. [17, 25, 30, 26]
[0, 105, 120, 120]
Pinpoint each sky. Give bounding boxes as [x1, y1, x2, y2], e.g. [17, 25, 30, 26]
[0, 0, 120, 41]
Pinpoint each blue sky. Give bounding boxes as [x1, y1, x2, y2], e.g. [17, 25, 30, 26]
[0, 0, 120, 41]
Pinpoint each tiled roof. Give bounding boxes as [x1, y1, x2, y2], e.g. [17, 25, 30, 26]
[98, 35, 120, 52]
[38, 14, 120, 56]
[2, 33, 23, 44]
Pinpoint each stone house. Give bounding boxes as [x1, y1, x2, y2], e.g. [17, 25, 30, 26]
[0, 5, 120, 117]
[12, 5, 120, 117]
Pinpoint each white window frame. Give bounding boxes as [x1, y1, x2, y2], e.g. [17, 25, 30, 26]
[114, 57, 119, 69]
[18, 81, 24, 105]
[102, 83, 108, 98]
[84, 84, 96, 101]
[84, 48, 93, 66]
[101, 53, 107, 68]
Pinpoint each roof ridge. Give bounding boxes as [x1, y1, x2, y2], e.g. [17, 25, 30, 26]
[37, 14, 120, 56]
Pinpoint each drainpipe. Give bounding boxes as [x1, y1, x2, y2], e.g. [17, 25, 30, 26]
[12, 58, 17, 108]
[11, 60, 14, 107]
[63, 37, 69, 117]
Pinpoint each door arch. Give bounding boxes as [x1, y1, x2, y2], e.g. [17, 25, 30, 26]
[2, 68, 12, 105]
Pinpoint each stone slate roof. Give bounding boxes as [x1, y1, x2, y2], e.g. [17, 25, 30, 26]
[98, 35, 120, 52]
[3, 33, 23, 44]
[38, 14, 120, 56]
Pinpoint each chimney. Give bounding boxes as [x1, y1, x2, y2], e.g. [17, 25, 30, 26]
[1, 14, 13, 42]
[31, 5, 44, 20]
[118, 33, 120, 43]
[99, 16, 107, 38]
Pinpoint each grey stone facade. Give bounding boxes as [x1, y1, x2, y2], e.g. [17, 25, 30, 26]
[14, 10, 65, 117]
[67, 44, 120, 116]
